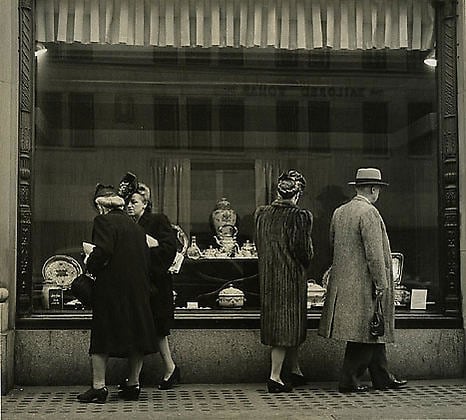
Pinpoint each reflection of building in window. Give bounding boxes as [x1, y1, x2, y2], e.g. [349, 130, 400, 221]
[277, 100, 299, 149]
[362, 50, 387, 70]
[153, 96, 180, 148]
[219, 98, 244, 151]
[36, 92, 63, 147]
[187, 98, 212, 150]
[363, 101, 388, 155]
[69, 93, 95, 148]
[308, 101, 330, 152]
[408, 102, 435, 157]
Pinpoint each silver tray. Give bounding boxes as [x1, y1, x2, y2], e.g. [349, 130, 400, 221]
[42, 255, 83, 289]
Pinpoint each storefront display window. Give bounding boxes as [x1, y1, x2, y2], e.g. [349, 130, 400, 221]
[16, 0, 461, 320]
[31, 42, 439, 314]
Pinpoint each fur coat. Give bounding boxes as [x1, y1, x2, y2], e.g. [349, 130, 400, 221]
[255, 199, 314, 347]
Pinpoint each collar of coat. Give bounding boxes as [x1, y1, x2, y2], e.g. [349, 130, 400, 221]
[271, 198, 298, 208]
[354, 195, 373, 205]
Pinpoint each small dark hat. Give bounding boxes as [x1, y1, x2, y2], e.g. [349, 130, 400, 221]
[93, 184, 125, 209]
[277, 169, 306, 199]
[94, 183, 117, 202]
[117, 172, 138, 201]
[348, 168, 389, 186]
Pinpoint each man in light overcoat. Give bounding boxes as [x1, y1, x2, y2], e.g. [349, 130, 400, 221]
[318, 168, 407, 393]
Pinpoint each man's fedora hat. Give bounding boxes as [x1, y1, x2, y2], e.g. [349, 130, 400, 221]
[348, 168, 389, 186]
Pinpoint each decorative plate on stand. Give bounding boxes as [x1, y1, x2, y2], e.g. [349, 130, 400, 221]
[42, 255, 83, 289]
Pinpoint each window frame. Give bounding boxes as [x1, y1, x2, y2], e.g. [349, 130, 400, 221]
[15, 0, 461, 327]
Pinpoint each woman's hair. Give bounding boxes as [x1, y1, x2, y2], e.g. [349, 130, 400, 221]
[95, 195, 125, 209]
[132, 182, 153, 212]
[277, 170, 306, 199]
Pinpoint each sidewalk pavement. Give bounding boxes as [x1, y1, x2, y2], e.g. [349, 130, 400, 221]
[3, 379, 466, 420]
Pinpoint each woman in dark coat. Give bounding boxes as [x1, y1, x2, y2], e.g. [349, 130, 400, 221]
[78, 184, 158, 404]
[126, 183, 179, 390]
[255, 170, 314, 393]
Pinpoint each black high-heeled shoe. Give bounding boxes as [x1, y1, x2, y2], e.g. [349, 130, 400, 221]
[158, 366, 180, 390]
[77, 386, 108, 403]
[266, 379, 293, 393]
[118, 383, 141, 400]
[289, 373, 308, 386]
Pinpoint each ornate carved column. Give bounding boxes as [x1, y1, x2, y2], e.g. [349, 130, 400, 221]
[17, 0, 34, 315]
[437, 0, 461, 316]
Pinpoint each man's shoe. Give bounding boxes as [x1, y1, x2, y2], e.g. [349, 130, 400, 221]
[77, 387, 108, 403]
[338, 384, 369, 393]
[374, 379, 408, 390]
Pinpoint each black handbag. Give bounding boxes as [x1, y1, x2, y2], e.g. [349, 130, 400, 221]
[369, 294, 385, 337]
[71, 273, 95, 308]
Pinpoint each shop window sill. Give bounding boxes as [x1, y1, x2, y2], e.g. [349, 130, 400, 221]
[15, 308, 462, 330]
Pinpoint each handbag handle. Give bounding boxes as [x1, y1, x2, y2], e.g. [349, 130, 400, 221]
[375, 294, 383, 314]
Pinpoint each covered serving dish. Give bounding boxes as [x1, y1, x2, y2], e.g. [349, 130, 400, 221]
[307, 280, 326, 308]
[217, 284, 246, 308]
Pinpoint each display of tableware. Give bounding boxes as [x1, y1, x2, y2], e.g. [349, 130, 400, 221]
[391, 252, 409, 306]
[42, 255, 83, 289]
[172, 224, 189, 255]
[238, 240, 254, 257]
[203, 245, 218, 258]
[211, 197, 240, 257]
[211, 197, 237, 235]
[186, 235, 202, 260]
[217, 284, 246, 308]
[307, 280, 326, 308]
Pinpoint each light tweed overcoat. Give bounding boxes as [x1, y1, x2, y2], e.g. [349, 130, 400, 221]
[318, 196, 395, 344]
[255, 199, 314, 347]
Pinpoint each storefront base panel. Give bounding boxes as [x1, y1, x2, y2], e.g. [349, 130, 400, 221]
[14, 329, 465, 386]
[2, 330, 15, 395]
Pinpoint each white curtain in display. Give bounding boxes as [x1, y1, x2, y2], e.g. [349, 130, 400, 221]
[255, 159, 284, 207]
[151, 158, 191, 233]
[35, 0, 434, 50]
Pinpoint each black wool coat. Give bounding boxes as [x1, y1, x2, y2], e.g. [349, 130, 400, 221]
[87, 209, 158, 357]
[255, 199, 314, 347]
[137, 210, 177, 336]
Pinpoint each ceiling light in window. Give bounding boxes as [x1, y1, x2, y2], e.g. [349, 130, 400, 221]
[423, 49, 437, 67]
[35, 42, 47, 57]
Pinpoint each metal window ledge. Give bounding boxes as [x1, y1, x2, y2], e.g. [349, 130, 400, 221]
[15, 309, 463, 330]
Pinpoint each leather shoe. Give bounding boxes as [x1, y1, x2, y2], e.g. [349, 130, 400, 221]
[289, 373, 308, 387]
[158, 366, 180, 390]
[118, 384, 141, 400]
[77, 386, 108, 403]
[338, 384, 369, 393]
[375, 379, 408, 390]
[267, 379, 293, 393]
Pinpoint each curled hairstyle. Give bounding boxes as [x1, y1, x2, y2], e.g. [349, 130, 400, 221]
[277, 170, 306, 199]
[132, 182, 153, 212]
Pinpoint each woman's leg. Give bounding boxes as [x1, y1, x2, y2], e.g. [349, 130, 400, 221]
[270, 346, 287, 384]
[127, 352, 144, 386]
[287, 346, 303, 375]
[157, 335, 176, 380]
[91, 354, 108, 389]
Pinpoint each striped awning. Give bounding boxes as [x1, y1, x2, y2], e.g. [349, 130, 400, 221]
[35, 0, 435, 50]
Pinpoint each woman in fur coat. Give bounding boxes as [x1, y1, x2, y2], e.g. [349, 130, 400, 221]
[255, 170, 314, 393]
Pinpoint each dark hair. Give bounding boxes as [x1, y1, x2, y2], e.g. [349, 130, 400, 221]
[277, 170, 306, 199]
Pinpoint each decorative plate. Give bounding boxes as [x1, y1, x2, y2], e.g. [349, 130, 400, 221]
[42, 255, 83, 289]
